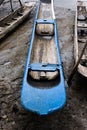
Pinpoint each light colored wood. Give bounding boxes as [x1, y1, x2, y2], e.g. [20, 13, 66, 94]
[29, 34, 58, 80]
[78, 23, 87, 28]
[29, 0, 58, 80]
[0, 5, 33, 39]
[74, 0, 87, 77]
[36, 1, 54, 35]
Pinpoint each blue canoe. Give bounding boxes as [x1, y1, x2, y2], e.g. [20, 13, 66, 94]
[21, 0, 66, 115]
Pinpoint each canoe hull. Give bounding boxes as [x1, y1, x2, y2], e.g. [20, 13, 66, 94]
[21, 0, 66, 115]
[21, 78, 66, 115]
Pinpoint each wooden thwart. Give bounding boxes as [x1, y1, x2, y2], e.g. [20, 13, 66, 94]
[68, 40, 87, 85]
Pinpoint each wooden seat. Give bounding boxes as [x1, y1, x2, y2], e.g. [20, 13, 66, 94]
[36, 23, 54, 36]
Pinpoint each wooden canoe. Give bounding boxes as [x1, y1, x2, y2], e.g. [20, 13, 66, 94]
[0, 4, 33, 40]
[74, 0, 87, 77]
[21, 0, 66, 115]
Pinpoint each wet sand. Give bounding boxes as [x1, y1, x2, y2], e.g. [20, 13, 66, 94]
[0, 1, 87, 130]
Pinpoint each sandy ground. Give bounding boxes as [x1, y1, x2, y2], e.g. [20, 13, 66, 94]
[0, 1, 87, 130]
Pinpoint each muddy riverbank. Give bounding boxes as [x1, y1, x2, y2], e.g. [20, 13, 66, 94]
[0, 1, 87, 130]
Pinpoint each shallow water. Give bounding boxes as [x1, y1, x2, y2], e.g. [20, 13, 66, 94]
[22, 0, 77, 10]
[26, 0, 87, 10]
[54, 0, 76, 10]
[25, 0, 87, 10]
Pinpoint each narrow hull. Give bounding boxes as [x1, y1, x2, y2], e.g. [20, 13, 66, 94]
[0, 5, 33, 40]
[74, 0, 87, 77]
[21, 0, 66, 115]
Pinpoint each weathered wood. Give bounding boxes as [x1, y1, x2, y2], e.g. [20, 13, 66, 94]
[71, 0, 87, 81]
[0, 5, 33, 39]
[29, 0, 58, 80]
[36, 1, 54, 35]
[29, 35, 58, 80]
[78, 23, 87, 28]
[68, 40, 87, 85]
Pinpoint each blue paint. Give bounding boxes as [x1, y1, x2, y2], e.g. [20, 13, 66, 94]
[21, 0, 66, 115]
[36, 19, 55, 24]
[28, 63, 61, 72]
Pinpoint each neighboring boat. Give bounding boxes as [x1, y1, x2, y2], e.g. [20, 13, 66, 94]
[0, 4, 33, 40]
[74, 0, 87, 77]
[0, 0, 4, 5]
[21, 0, 66, 115]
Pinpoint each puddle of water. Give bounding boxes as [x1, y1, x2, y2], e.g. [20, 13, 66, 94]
[54, 0, 77, 10]
[22, 0, 77, 10]
[23, 0, 87, 11]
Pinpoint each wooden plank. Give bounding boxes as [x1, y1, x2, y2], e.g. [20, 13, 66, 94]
[29, 35, 58, 80]
[29, 1, 58, 80]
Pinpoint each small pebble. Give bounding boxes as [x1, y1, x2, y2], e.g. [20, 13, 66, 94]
[12, 121, 15, 125]
[2, 115, 7, 119]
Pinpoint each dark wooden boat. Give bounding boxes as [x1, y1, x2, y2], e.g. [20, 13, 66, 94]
[21, 0, 66, 115]
[0, 0, 4, 5]
[0, 4, 33, 39]
[74, 0, 87, 77]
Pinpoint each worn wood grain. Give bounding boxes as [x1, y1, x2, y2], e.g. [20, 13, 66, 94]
[29, 34, 58, 80]
[36, 1, 54, 35]
[0, 5, 33, 39]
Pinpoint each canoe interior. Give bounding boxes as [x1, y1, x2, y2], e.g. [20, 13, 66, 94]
[29, 31, 59, 80]
[36, 0, 54, 35]
[77, 1, 87, 67]
[0, 7, 24, 27]
[0, 5, 32, 27]
[27, 72, 60, 88]
[38, 0, 52, 19]
[29, 0, 59, 80]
